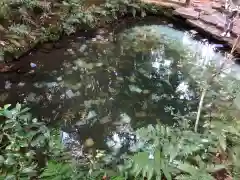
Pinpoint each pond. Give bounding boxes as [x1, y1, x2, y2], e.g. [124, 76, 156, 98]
[1, 17, 240, 157]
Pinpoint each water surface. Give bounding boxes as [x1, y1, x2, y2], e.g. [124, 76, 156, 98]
[0, 18, 239, 154]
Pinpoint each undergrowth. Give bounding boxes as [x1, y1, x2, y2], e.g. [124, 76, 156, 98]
[1, 102, 240, 180]
[0, 0, 164, 62]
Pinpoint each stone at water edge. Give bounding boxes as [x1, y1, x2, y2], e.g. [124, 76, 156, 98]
[194, 4, 216, 15]
[174, 7, 199, 20]
[211, 1, 223, 9]
[200, 13, 225, 27]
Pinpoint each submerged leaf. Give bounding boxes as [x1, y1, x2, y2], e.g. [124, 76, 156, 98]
[129, 85, 142, 93]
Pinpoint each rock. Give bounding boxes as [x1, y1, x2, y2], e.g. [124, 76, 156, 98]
[168, 23, 173, 27]
[187, 19, 224, 39]
[174, 7, 199, 20]
[194, 5, 216, 15]
[233, 19, 240, 35]
[200, 13, 225, 27]
[211, 2, 223, 10]
[234, 18, 240, 27]
[232, 26, 240, 36]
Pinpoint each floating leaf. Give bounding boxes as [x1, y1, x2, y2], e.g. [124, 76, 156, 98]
[4, 104, 11, 110]
[15, 103, 21, 112]
[129, 85, 142, 93]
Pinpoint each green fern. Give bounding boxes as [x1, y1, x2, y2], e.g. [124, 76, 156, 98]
[120, 124, 221, 180]
[9, 24, 30, 37]
[176, 156, 225, 180]
[0, 1, 10, 20]
[40, 160, 73, 180]
[130, 150, 177, 180]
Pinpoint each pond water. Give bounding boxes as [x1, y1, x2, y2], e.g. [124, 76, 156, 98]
[1, 17, 240, 156]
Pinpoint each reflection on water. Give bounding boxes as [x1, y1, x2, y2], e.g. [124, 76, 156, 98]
[0, 21, 240, 155]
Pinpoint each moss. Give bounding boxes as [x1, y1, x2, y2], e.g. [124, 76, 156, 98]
[0, 0, 168, 62]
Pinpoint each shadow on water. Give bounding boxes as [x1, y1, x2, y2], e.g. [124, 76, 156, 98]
[0, 16, 239, 153]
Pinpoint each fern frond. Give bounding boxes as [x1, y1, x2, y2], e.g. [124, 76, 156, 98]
[123, 150, 178, 180]
[9, 24, 30, 37]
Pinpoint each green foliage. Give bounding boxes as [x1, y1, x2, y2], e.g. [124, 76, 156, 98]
[0, 1, 10, 20]
[40, 160, 73, 179]
[0, 0, 163, 61]
[119, 124, 224, 180]
[0, 102, 239, 180]
[0, 103, 50, 178]
[176, 156, 225, 180]
[9, 24, 30, 37]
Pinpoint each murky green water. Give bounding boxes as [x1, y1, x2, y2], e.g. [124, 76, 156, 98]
[1, 18, 240, 154]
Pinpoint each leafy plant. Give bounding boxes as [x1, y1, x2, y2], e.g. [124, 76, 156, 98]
[0, 103, 50, 179]
[119, 124, 222, 180]
[176, 156, 225, 180]
[8, 24, 30, 37]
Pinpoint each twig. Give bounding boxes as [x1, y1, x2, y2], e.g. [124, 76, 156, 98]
[194, 88, 207, 132]
[194, 35, 240, 132]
